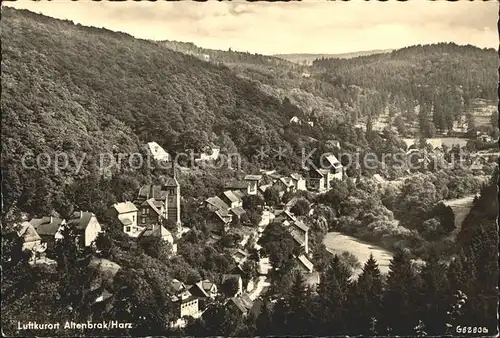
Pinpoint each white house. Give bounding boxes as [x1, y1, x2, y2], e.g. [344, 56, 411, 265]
[107, 202, 142, 237]
[290, 173, 307, 191]
[66, 211, 102, 247]
[244, 174, 263, 195]
[146, 141, 171, 162]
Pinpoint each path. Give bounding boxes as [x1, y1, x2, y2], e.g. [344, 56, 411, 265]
[248, 276, 270, 301]
[443, 194, 477, 240]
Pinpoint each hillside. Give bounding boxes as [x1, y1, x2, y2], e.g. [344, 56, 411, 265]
[0, 8, 320, 218]
[157, 40, 346, 120]
[312, 43, 498, 134]
[274, 49, 393, 65]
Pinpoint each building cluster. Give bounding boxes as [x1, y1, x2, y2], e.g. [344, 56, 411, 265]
[11, 141, 341, 328]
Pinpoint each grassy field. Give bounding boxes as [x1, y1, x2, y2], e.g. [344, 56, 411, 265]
[323, 231, 393, 277]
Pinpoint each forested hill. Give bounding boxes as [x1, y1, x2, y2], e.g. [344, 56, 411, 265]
[0, 8, 318, 218]
[158, 40, 297, 69]
[312, 43, 497, 124]
[274, 49, 393, 64]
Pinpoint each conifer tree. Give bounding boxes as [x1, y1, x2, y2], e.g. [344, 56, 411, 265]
[417, 250, 449, 335]
[54, 224, 96, 324]
[349, 253, 384, 335]
[272, 271, 313, 336]
[316, 255, 352, 335]
[381, 248, 420, 336]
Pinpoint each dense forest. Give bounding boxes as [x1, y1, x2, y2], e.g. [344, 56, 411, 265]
[1, 7, 498, 337]
[0, 8, 315, 219]
[1, 8, 497, 222]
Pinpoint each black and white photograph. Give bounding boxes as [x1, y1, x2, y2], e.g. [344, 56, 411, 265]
[1, 0, 499, 336]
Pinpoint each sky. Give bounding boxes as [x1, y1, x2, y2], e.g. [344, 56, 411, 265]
[4, 0, 498, 55]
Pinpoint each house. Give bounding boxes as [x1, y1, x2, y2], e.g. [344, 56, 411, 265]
[214, 209, 233, 232]
[322, 153, 343, 181]
[205, 196, 230, 212]
[66, 211, 102, 247]
[146, 141, 171, 162]
[301, 72, 311, 78]
[170, 290, 201, 328]
[196, 146, 221, 163]
[295, 254, 314, 274]
[244, 174, 263, 195]
[230, 206, 247, 222]
[306, 168, 327, 192]
[189, 279, 218, 299]
[224, 181, 249, 194]
[478, 134, 493, 143]
[30, 216, 65, 243]
[16, 221, 42, 252]
[137, 223, 177, 255]
[231, 248, 248, 265]
[221, 274, 243, 296]
[202, 54, 210, 62]
[290, 173, 307, 191]
[106, 202, 141, 237]
[171, 279, 186, 292]
[290, 116, 300, 124]
[289, 220, 309, 254]
[137, 198, 166, 229]
[227, 294, 254, 317]
[221, 190, 243, 209]
[272, 177, 294, 194]
[135, 179, 181, 234]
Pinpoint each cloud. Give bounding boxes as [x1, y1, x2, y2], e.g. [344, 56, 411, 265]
[4, 0, 497, 54]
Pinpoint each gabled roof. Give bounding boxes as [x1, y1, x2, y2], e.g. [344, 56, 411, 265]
[244, 174, 262, 181]
[285, 197, 298, 209]
[146, 142, 171, 161]
[205, 196, 230, 211]
[232, 248, 247, 259]
[232, 190, 246, 200]
[189, 279, 216, 298]
[297, 254, 314, 272]
[201, 280, 216, 292]
[280, 177, 294, 187]
[290, 230, 305, 246]
[142, 198, 163, 216]
[214, 209, 232, 224]
[290, 173, 304, 181]
[224, 181, 248, 190]
[138, 224, 172, 239]
[284, 210, 296, 221]
[17, 222, 41, 243]
[223, 190, 241, 204]
[30, 216, 64, 236]
[222, 274, 242, 284]
[259, 184, 271, 192]
[171, 279, 186, 293]
[229, 294, 254, 314]
[138, 183, 177, 200]
[67, 211, 96, 230]
[230, 206, 246, 217]
[293, 220, 309, 232]
[121, 218, 133, 226]
[269, 173, 282, 180]
[324, 153, 341, 167]
[112, 201, 138, 214]
[319, 168, 331, 175]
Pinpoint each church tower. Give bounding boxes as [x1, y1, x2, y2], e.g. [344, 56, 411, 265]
[162, 163, 181, 235]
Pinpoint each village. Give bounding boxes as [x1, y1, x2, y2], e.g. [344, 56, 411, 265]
[10, 137, 349, 329]
[10, 127, 498, 331]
